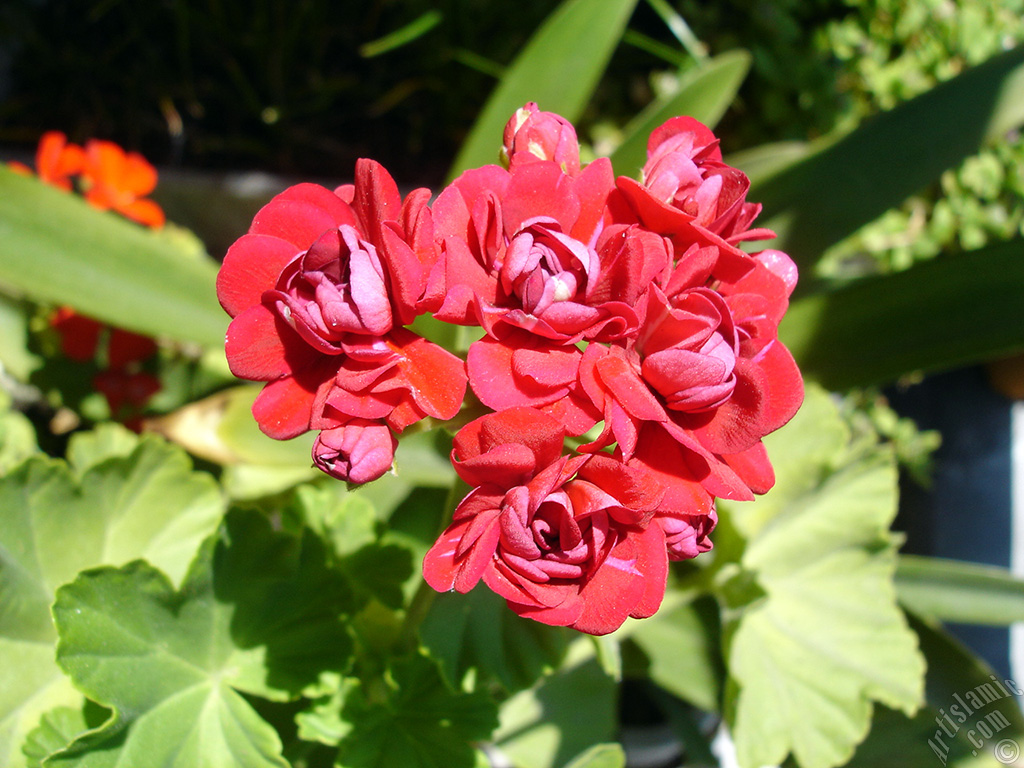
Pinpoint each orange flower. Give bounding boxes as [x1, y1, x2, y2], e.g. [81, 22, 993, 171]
[9, 131, 85, 191]
[82, 139, 165, 228]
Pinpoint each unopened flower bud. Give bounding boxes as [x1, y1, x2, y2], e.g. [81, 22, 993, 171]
[312, 421, 397, 484]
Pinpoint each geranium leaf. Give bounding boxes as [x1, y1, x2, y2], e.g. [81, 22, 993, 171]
[842, 616, 1024, 768]
[0, 166, 225, 349]
[46, 510, 355, 767]
[0, 432, 225, 768]
[625, 597, 722, 713]
[420, 584, 570, 693]
[609, 50, 752, 178]
[751, 45, 1024, 269]
[493, 639, 618, 768]
[561, 743, 626, 768]
[448, 0, 639, 178]
[721, 385, 925, 768]
[335, 653, 498, 768]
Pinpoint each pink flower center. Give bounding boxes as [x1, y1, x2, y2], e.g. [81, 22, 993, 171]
[266, 225, 392, 353]
[499, 218, 596, 317]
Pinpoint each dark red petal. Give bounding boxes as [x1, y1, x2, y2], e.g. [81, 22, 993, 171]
[388, 328, 468, 420]
[353, 159, 403, 244]
[249, 184, 355, 248]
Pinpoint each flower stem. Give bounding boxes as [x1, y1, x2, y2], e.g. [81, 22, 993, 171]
[397, 474, 472, 650]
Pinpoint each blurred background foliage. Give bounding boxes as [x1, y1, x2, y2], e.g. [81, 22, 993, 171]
[2, 0, 1023, 278]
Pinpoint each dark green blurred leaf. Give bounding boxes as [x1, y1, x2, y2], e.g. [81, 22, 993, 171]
[448, 0, 639, 178]
[752, 46, 1024, 270]
[359, 10, 443, 58]
[421, 584, 570, 693]
[610, 50, 751, 177]
[896, 555, 1024, 626]
[562, 743, 626, 768]
[336, 653, 497, 768]
[0, 167, 225, 349]
[780, 238, 1024, 390]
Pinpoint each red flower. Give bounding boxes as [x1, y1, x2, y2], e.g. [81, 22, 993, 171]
[81, 139, 165, 228]
[578, 248, 804, 499]
[424, 407, 695, 635]
[217, 160, 467, 475]
[431, 155, 654, 344]
[9, 131, 85, 191]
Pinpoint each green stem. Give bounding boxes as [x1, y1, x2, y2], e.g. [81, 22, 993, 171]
[398, 474, 473, 650]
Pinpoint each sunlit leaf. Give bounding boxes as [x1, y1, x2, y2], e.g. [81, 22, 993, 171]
[0, 432, 224, 768]
[0, 167, 225, 348]
[46, 510, 354, 766]
[562, 743, 626, 768]
[722, 385, 925, 768]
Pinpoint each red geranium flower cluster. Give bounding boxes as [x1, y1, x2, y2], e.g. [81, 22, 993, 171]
[218, 104, 803, 634]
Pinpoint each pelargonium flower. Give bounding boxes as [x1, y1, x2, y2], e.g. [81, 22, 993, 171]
[578, 248, 803, 499]
[424, 407, 697, 635]
[217, 160, 467, 459]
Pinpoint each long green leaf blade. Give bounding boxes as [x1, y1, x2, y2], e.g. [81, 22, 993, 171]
[780, 237, 1024, 390]
[609, 50, 751, 178]
[896, 555, 1024, 626]
[0, 167, 226, 349]
[447, 0, 639, 179]
[752, 45, 1024, 269]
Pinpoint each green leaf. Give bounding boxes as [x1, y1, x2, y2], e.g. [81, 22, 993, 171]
[722, 385, 925, 768]
[895, 555, 1024, 626]
[780, 238, 1024, 390]
[0, 294, 41, 382]
[846, 617, 1024, 768]
[609, 50, 752, 178]
[448, 0, 639, 178]
[0, 167, 225, 349]
[626, 597, 722, 713]
[0, 432, 225, 768]
[336, 653, 498, 768]
[0, 391, 37, 475]
[46, 510, 354, 767]
[751, 45, 1024, 269]
[21, 703, 108, 768]
[494, 639, 618, 768]
[420, 584, 570, 693]
[359, 10, 443, 58]
[561, 743, 626, 768]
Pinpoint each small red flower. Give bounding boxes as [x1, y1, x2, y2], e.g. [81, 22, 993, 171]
[9, 131, 85, 191]
[217, 160, 467, 479]
[81, 139, 165, 228]
[501, 102, 582, 176]
[312, 420, 398, 484]
[422, 407, 713, 635]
